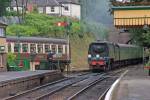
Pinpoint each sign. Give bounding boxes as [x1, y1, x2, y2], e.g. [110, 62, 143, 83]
[56, 22, 67, 27]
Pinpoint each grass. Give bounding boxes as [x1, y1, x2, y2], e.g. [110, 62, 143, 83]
[70, 33, 95, 71]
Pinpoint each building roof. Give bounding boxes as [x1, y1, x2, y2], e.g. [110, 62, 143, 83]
[6, 36, 67, 44]
[0, 21, 7, 27]
[112, 6, 150, 10]
[33, 0, 59, 6]
[57, 0, 80, 4]
[11, 0, 80, 7]
[11, 0, 21, 7]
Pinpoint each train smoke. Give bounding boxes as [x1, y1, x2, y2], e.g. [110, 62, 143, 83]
[80, 0, 113, 40]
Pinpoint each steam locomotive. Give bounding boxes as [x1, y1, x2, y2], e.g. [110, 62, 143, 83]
[88, 41, 144, 71]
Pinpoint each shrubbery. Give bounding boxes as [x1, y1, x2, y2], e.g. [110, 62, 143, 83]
[6, 13, 81, 38]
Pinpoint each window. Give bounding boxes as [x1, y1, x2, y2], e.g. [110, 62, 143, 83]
[58, 45, 63, 53]
[64, 6, 69, 11]
[22, 44, 28, 53]
[38, 44, 43, 53]
[45, 44, 50, 53]
[8, 43, 11, 52]
[14, 43, 20, 52]
[0, 28, 4, 37]
[51, 45, 56, 53]
[30, 44, 36, 53]
[51, 7, 55, 12]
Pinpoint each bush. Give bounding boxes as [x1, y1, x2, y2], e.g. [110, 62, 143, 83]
[6, 13, 81, 37]
[7, 52, 16, 63]
[7, 24, 38, 36]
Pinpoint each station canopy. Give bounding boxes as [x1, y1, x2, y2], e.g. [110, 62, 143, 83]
[112, 6, 150, 29]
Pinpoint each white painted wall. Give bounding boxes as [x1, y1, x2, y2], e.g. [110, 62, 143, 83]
[38, 7, 44, 13]
[11, 3, 80, 19]
[70, 4, 81, 19]
[61, 4, 71, 16]
[13, 7, 23, 12]
[61, 4, 80, 19]
[46, 6, 60, 14]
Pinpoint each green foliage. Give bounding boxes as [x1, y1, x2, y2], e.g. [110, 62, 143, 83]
[0, 0, 11, 16]
[145, 60, 150, 66]
[7, 25, 38, 36]
[7, 13, 81, 37]
[32, 5, 38, 13]
[129, 28, 150, 47]
[5, 10, 21, 16]
[110, 0, 150, 6]
[7, 52, 16, 63]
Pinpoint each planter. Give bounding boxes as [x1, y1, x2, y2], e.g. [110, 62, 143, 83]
[144, 66, 150, 76]
[144, 66, 150, 69]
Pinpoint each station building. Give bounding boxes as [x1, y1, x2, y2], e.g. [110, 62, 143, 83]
[112, 6, 150, 29]
[0, 21, 7, 71]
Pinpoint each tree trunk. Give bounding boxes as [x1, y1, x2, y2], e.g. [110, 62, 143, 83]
[25, 0, 29, 14]
[15, 0, 21, 24]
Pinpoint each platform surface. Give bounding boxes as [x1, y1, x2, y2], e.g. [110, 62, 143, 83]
[0, 70, 57, 83]
[115, 65, 150, 100]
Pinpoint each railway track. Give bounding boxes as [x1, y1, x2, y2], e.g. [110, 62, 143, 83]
[3, 72, 101, 100]
[67, 70, 122, 100]
[36, 70, 124, 100]
[3, 69, 125, 100]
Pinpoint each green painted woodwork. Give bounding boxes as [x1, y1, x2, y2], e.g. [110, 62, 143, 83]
[8, 59, 30, 71]
[112, 6, 150, 10]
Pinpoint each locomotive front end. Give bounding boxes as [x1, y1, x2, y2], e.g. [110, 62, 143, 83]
[88, 42, 109, 71]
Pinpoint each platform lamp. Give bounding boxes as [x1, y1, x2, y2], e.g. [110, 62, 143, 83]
[56, 18, 72, 73]
[64, 18, 72, 74]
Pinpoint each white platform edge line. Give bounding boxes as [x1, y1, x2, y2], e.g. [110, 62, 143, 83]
[104, 70, 128, 100]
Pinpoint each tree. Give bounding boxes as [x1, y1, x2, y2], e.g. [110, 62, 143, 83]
[110, 0, 150, 6]
[129, 28, 150, 47]
[12, 0, 29, 23]
[0, 0, 11, 16]
[14, 0, 21, 23]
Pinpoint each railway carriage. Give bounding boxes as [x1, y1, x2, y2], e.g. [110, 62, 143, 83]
[6, 36, 70, 71]
[88, 41, 143, 71]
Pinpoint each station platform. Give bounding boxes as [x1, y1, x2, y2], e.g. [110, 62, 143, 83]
[114, 65, 150, 100]
[0, 70, 64, 99]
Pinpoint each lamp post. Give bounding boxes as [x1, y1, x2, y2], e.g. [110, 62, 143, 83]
[64, 18, 72, 74]
[56, 18, 72, 73]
